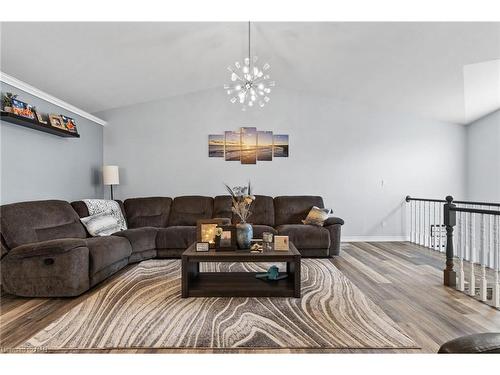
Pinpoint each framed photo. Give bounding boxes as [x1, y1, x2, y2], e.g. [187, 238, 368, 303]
[197, 218, 230, 248]
[11, 99, 35, 120]
[49, 114, 65, 130]
[35, 111, 48, 124]
[196, 242, 210, 252]
[216, 225, 237, 251]
[274, 235, 289, 251]
[61, 115, 78, 133]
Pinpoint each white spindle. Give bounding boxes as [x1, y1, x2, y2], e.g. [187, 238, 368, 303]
[419, 201, 423, 246]
[439, 203, 443, 251]
[469, 208, 476, 297]
[433, 202, 438, 251]
[493, 215, 499, 308]
[479, 214, 487, 301]
[427, 202, 432, 249]
[458, 211, 465, 291]
[413, 201, 417, 244]
[410, 201, 415, 242]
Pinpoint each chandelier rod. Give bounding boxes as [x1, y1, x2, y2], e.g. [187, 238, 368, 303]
[248, 21, 251, 74]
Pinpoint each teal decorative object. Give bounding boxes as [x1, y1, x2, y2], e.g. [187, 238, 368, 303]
[255, 265, 288, 281]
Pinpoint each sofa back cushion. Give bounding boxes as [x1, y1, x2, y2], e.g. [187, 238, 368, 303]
[0, 200, 86, 249]
[168, 196, 213, 226]
[236, 195, 275, 226]
[124, 197, 172, 228]
[274, 196, 325, 226]
[213, 195, 275, 226]
[213, 195, 233, 220]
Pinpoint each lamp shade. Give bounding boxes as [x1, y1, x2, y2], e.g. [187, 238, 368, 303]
[103, 165, 119, 185]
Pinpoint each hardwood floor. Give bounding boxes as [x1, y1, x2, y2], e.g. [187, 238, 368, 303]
[1, 242, 499, 353]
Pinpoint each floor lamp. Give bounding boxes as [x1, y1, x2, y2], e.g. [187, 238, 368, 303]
[103, 165, 119, 200]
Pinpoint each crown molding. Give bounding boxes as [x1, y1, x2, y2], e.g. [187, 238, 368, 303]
[0, 72, 106, 126]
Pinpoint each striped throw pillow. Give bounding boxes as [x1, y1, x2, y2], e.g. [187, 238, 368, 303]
[80, 211, 121, 237]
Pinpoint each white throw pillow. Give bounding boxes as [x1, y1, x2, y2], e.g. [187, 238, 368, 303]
[80, 211, 121, 237]
[302, 206, 330, 226]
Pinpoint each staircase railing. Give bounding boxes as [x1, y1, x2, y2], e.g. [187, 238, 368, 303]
[406, 195, 500, 309]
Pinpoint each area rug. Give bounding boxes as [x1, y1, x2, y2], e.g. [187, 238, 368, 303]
[19, 259, 417, 350]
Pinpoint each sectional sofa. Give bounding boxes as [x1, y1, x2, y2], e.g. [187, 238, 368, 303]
[0, 195, 344, 297]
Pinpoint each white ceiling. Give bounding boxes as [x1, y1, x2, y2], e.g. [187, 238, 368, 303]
[1, 22, 499, 124]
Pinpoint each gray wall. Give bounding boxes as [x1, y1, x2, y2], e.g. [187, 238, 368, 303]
[466, 110, 500, 202]
[0, 82, 104, 204]
[100, 87, 466, 239]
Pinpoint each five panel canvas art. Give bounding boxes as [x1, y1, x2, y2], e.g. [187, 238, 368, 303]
[209, 127, 289, 164]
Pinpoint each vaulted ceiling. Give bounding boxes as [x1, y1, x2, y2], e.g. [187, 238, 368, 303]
[1, 22, 499, 124]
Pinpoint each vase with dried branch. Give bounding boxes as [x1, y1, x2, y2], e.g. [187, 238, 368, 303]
[224, 182, 255, 249]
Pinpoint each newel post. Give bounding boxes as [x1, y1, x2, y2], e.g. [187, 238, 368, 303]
[443, 195, 457, 287]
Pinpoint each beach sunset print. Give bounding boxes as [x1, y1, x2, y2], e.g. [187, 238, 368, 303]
[208, 128, 289, 163]
[273, 134, 289, 157]
[240, 127, 257, 164]
[225, 131, 241, 161]
[208, 134, 224, 157]
[257, 131, 273, 161]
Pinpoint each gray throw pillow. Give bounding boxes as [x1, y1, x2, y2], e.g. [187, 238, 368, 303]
[302, 206, 331, 226]
[80, 211, 121, 237]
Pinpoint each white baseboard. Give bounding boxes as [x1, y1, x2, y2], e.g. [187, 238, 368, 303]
[342, 236, 409, 242]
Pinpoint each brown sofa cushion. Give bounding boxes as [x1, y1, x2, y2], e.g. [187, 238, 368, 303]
[274, 196, 325, 226]
[156, 226, 197, 249]
[113, 227, 158, 253]
[168, 196, 213, 226]
[213, 195, 275, 226]
[85, 236, 132, 275]
[124, 197, 172, 228]
[276, 224, 330, 249]
[213, 196, 233, 219]
[0, 200, 86, 249]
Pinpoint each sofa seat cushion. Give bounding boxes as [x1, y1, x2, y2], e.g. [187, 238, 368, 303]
[251, 225, 277, 239]
[85, 236, 132, 275]
[156, 226, 197, 249]
[113, 227, 158, 253]
[276, 224, 330, 249]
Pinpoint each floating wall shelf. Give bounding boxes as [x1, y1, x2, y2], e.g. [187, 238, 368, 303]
[0, 112, 80, 138]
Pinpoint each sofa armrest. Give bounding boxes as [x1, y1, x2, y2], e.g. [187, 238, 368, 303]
[6, 238, 87, 259]
[324, 217, 344, 226]
[323, 217, 344, 257]
[113, 227, 158, 253]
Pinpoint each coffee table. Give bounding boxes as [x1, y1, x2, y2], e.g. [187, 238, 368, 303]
[181, 242, 301, 298]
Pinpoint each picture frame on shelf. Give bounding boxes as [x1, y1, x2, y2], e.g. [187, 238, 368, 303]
[61, 115, 78, 133]
[216, 225, 237, 251]
[11, 99, 35, 120]
[49, 114, 65, 130]
[35, 110, 48, 124]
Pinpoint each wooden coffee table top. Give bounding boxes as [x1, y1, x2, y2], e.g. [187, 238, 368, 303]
[183, 241, 300, 262]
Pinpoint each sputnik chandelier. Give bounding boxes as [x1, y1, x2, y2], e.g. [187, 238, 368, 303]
[224, 21, 275, 111]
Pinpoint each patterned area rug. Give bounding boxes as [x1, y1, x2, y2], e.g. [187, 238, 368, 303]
[20, 259, 417, 350]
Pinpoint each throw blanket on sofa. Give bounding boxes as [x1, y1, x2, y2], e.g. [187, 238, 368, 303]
[83, 199, 127, 230]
